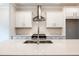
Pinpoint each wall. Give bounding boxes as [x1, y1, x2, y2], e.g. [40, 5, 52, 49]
[15, 6, 65, 37]
[15, 6, 37, 35]
[9, 4, 16, 38]
[0, 4, 9, 42]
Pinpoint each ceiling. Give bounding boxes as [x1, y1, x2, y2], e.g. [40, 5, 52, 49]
[15, 3, 79, 6]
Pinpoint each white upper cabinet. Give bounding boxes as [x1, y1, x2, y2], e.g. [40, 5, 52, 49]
[24, 11, 32, 27]
[46, 11, 64, 28]
[16, 11, 32, 28]
[16, 11, 24, 27]
[64, 8, 79, 19]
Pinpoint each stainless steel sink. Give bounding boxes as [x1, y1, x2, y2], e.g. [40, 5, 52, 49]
[24, 40, 53, 44]
[24, 40, 37, 43]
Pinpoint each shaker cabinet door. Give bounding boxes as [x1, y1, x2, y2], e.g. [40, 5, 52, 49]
[46, 11, 64, 28]
[64, 8, 79, 19]
[16, 11, 25, 27]
[16, 11, 32, 28]
[24, 11, 32, 27]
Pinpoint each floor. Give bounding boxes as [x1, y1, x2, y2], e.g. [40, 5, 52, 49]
[0, 39, 79, 55]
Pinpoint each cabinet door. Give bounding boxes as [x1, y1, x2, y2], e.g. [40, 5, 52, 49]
[46, 12, 55, 27]
[16, 11, 25, 27]
[64, 8, 73, 17]
[16, 11, 32, 28]
[64, 8, 79, 19]
[24, 11, 32, 27]
[46, 11, 64, 28]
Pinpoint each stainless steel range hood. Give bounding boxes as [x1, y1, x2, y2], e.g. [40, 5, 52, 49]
[33, 5, 45, 21]
[37, 5, 41, 19]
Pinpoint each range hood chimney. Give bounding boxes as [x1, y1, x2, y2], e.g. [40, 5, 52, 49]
[33, 5, 45, 21]
[37, 5, 41, 19]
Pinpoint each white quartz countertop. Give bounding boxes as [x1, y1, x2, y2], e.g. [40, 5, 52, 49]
[0, 39, 79, 55]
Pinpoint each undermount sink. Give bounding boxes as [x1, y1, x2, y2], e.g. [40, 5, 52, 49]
[24, 40, 53, 44]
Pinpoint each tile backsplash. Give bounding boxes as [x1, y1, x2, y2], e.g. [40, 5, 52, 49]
[15, 21, 63, 35]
